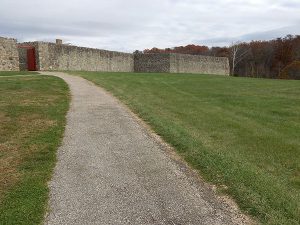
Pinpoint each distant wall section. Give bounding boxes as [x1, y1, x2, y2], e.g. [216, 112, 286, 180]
[134, 53, 170, 73]
[0, 37, 19, 71]
[170, 53, 230, 75]
[134, 53, 229, 75]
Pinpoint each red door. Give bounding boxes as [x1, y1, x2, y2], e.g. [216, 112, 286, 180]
[27, 48, 36, 71]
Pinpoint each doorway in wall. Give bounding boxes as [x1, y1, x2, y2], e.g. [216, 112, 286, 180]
[27, 48, 36, 71]
[18, 45, 37, 71]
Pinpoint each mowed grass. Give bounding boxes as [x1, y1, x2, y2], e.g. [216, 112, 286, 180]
[0, 71, 39, 76]
[0, 74, 69, 224]
[72, 71, 300, 225]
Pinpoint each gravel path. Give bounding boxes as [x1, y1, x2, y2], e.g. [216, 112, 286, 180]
[42, 72, 250, 225]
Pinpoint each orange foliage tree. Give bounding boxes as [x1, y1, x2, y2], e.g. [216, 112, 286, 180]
[141, 35, 300, 79]
[279, 61, 300, 80]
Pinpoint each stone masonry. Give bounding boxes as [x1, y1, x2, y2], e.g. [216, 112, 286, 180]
[0, 37, 19, 71]
[134, 53, 229, 75]
[170, 53, 230, 75]
[22, 41, 134, 72]
[18, 47, 28, 71]
[134, 53, 170, 73]
[1, 36, 230, 75]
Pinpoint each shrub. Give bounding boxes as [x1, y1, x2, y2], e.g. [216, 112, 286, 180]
[279, 61, 300, 80]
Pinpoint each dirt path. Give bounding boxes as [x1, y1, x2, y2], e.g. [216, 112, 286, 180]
[42, 72, 250, 225]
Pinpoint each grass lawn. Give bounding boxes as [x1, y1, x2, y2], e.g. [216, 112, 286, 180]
[0, 74, 69, 224]
[72, 71, 300, 225]
[0, 71, 39, 76]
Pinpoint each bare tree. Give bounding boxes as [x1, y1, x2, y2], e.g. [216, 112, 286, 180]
[230, 42, 250, 75]
[133, 50, 143, 54]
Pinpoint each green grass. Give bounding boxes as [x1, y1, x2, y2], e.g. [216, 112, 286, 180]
[0, 75, 69, 225]
[72, 71, 300, 225]
[0, 71, 39, 76]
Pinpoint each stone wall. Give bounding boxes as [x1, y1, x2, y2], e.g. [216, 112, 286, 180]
[170, 53, 229, 75]
[24, 42, 134, 72]
[18, 47, 27, 71]
[134, 53, 229, 75]
[2, 37, 229, 75]
[0, 37, 19, 71]
[134, 53, 170, 73]
[18, 42, 40, 70]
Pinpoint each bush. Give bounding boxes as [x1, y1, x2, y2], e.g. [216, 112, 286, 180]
[279, 61, 300, 80]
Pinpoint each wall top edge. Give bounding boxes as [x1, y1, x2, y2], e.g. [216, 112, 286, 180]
[2, 36, 227, 60]
[170, 53, 228, 60]
[141, 52, 228, 59]
[0, 36, 17, 41]
[27, 41, 132, 55]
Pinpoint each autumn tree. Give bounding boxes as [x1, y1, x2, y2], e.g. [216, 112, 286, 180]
[141, 35, 300, 79]
[229, 42, 250, 75]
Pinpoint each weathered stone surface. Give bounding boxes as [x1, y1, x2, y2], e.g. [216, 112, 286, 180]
[170, 53, 230, 75]
[21, 41, 134, 72]
[18, 47, 28, 71]
[134, 53, 170, 73]
[134, 53, 230, 75]
[2, 36, 230, 75]
[0, 37, 19, 71]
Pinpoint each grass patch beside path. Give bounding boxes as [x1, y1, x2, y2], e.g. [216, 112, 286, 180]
[0, 71, 39, 76]
[72, 71, 300, 225]
[0, 75, 69, 224]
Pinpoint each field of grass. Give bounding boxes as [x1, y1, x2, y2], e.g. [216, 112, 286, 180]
[0, 71, 38, 76]
[72, 71, 300, 225]
[0, 74, 69, 224]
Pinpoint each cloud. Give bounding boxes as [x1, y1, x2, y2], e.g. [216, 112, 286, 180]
[0, 0, 299, 52]
[198, 25, 300, 47]
[240, 25, 300, 41]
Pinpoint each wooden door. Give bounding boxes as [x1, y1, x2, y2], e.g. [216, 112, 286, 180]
[27, 48, 36, 71]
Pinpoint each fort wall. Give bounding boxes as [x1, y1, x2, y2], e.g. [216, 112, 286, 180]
[1, 37, 230, 75]
[134, 53, 229, 75]
[33, 42, 134, 72]
[134, 53, 170, 73]
[170, 53, 230, 75]
[0, 37, 19, 71]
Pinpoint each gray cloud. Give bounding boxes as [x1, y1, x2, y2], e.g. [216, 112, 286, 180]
[0, 0, 299, 52]
[198, 25, 300, 47]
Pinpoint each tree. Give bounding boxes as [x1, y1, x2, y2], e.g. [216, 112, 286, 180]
[279, 60, 300, 80]
[133, 50, 142, 54]
[142, 35, 300, 79]
[229, 42, 250, 76]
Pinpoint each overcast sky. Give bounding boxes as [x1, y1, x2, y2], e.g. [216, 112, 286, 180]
[0, 0, 299, 52]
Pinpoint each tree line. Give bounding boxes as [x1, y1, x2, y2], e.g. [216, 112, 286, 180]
[141, 35, 300, 79]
